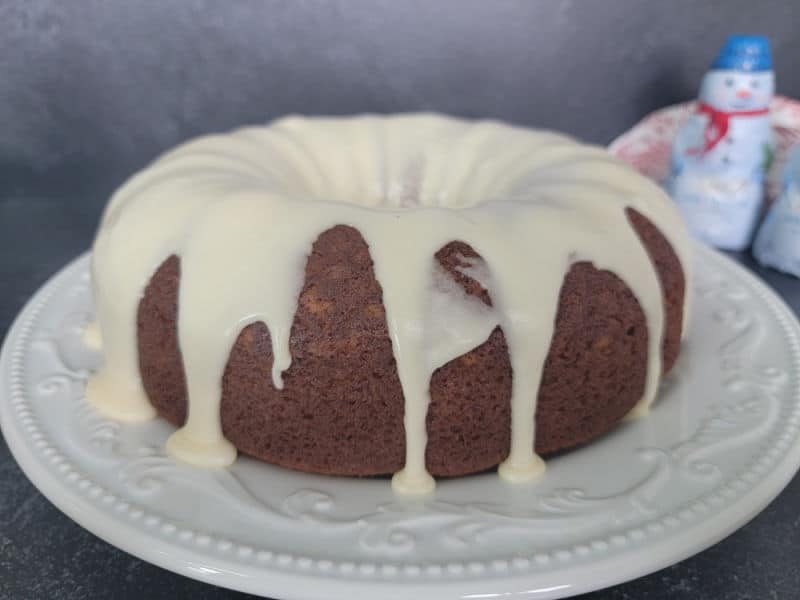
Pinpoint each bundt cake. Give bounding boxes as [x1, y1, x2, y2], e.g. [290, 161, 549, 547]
[85, 114, 690, 495]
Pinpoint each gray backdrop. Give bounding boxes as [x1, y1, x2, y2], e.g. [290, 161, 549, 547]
[2, 0, 800, 202]
[2, 1, 800, 599]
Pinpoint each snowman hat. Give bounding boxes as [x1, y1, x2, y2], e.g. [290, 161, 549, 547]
[710, 34, 772, 72]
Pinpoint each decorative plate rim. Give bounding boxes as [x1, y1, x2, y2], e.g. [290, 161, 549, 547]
[2, 245, 800, 600]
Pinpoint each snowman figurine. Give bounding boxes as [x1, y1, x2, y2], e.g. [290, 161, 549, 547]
[668, 35, 774, 251]
[752, 144, 800, 275]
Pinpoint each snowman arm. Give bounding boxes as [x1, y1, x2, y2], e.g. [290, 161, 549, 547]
[675, 115, 708, 157]
[671, 152, 684, 176]
[762, 143, 775, 172]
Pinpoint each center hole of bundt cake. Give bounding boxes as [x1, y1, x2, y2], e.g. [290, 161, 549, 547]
[334, 185, 481, 211]
[318, 158, 486, 210]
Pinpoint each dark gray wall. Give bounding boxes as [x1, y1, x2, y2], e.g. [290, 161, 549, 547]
[1, 0, 799, 204]
[2, 3, 800, 599]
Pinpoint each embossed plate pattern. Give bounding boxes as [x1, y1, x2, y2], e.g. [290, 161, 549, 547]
[2, 245, 800, 599]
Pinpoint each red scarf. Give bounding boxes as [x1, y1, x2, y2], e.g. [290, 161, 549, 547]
[688, 102, 769, 155]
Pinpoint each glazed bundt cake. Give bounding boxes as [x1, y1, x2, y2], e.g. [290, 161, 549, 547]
[86, 114, 690, 495]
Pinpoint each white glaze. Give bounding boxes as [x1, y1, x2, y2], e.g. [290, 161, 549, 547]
[86, 113, 691, 494]
[82, 320, 102, 351]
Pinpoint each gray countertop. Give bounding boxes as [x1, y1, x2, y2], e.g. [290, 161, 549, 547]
[1, 2, 800, 597]
[1, 195, 799, 600]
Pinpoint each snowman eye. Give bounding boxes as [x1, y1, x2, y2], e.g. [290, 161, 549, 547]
[751, 79, 760, 89]
[725, 77, 734, 87]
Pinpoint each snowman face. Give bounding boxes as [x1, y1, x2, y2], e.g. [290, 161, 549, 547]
[700, 69, 774, 111]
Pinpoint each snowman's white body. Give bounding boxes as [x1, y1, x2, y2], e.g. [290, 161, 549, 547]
[669, 69, 774, 250]
[673, 111, 771, 176]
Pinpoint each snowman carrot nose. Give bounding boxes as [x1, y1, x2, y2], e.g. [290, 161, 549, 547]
[736, 89, 752, 98]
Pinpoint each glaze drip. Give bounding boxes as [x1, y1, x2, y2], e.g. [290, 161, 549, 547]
[86, 114, 690, 495]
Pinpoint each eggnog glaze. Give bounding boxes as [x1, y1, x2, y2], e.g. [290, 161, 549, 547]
[86, 114, 690, 495]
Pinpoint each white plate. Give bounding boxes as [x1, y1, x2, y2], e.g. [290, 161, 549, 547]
[2, 246, 800, 600]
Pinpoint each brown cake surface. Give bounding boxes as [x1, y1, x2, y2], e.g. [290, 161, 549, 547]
[137, 207, 684, 477]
